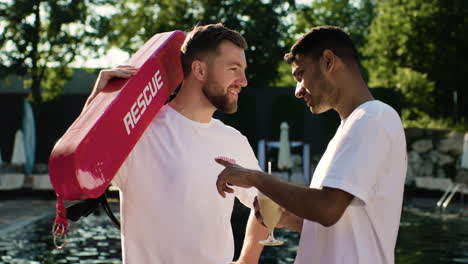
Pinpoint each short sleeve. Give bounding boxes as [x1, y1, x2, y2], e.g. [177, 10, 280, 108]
[321, 116, 390, 204]
[233, 136, 261, 209]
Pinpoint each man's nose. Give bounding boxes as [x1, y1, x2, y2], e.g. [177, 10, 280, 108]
[238, 71, 248, 87]
[295, 83, 304, 98]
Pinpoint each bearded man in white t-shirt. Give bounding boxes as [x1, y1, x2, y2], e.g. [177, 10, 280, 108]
[85, 24, 269, 264]
[215, 25, 408, 264]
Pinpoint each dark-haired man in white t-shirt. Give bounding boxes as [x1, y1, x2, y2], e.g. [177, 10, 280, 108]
[215, 25, 407, 264]
[85, 24, 269, 264]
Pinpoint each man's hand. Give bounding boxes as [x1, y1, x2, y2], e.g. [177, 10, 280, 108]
[253, 196, 303, 232]
[215, 158, 258, 198]
[276, 207, 303, 232]
[85, 65, 138, 107]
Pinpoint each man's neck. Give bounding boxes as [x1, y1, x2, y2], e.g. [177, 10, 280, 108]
[334, 75, 374, 120]
[169, 81, 216, 123]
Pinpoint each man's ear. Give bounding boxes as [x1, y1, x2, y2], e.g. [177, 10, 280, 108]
[192, 60, 208, 82]
[322, 49, 336, 72]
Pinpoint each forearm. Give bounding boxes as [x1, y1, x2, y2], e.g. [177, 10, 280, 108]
[83, 96, 94, 110]
[83, 79, 102, 109]
[236, 210, 268, 264]
[252, 171, 351, 227]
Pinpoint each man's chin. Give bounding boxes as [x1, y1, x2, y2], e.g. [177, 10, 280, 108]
[220, 105, 238, 114]
[220, 99, 238, 114]
[309, 105, 327, 115]
[309, 107, 319, 114]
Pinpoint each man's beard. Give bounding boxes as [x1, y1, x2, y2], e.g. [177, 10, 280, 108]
[306, 66, 334, 114]
[202, 77, 238, 114]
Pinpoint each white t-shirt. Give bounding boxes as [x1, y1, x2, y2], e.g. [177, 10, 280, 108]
[295, 100, 407, 264]
[112, 105, 259, 264]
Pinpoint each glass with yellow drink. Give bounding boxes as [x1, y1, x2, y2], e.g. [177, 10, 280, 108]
[258, 162, 284, 246]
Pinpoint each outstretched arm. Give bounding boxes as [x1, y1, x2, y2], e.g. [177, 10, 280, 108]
[215, 158, 353, 227]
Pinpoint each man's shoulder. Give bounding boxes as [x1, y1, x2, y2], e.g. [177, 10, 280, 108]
[150, 104, 172, 123]
[341, 101, 404, 140]
[211, 119, 253, 148]
[212, 118, 243, 136]
[350, 100, 401, 124]
[344, 101, 406, 150]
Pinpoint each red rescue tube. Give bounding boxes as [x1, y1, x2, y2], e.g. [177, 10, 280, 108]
[48, 31, 186, 241]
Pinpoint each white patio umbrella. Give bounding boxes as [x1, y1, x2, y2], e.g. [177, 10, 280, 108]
[11, 130, 26, 165]
[22, 100, 36, 175]
[277, 121, 293, 170]
[462, 133, 468, 169]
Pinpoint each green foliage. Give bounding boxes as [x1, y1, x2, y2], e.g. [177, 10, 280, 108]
[394, 67, 434, 113]
[364, 0, 468, 122]
[107, 0, 195, 52]
[395, 68, 468, 131]
[40, 67, 73, 101]
[402, 110, 468, 132]
[274, 61, 296, 87]
[0, 0, 114, 103]
[363, 0, 439, 88]
[107, 0, 294, 88]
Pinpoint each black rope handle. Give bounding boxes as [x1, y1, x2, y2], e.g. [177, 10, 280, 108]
[65, 188, 120, 231]
[101, 191, 121, 230]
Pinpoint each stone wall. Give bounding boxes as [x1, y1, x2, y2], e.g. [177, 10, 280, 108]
[405, 128, 466, 185]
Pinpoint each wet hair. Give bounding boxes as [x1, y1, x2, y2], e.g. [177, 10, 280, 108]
[284, 25, 359, 65]
[181, 23, 247, 76]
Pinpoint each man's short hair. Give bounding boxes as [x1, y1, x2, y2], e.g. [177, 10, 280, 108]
[284, 26, 359, 65]
[181, 23, 247, 76]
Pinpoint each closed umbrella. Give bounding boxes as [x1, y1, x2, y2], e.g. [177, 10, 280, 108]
[11, 130, 25, 165]
[278, 121, 293, 170]
[462, 133, 468, 169]
[22, 100, 36, 176]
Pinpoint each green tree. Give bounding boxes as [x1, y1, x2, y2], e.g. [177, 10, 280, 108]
[364, 0, 468, 122]
[0, 0, 113, 103]
[107, 0, 294, 88]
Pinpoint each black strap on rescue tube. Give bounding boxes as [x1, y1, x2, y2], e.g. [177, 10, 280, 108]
[66, 191, 120, 230]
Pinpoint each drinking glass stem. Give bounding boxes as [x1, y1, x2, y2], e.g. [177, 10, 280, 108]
[268, 229, 276, 241]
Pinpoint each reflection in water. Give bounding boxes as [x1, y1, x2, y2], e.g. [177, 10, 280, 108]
[397, 209, 468, 264]
[0, 213, 121, 264]
[0, 209, 466, 263]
